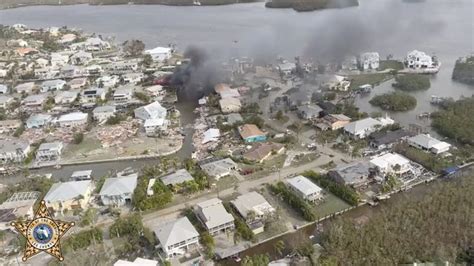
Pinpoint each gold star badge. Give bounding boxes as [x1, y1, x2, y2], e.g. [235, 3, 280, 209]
[10, 200, 75, 262]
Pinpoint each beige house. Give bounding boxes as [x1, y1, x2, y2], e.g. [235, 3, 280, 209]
[43, 180, 93, 213]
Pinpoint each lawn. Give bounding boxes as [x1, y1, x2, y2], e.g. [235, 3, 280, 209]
[378, 60, 404, 71]
[312, 192, 352, 220]
[348, 73, 394, 90]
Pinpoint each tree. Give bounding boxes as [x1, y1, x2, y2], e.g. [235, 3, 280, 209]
[242, 254, 270, 266]
[73, 132, 84, 144]
[369, 92, 417, 111]
[142, 54, 153, 67]
[122, 39, 145, 57]
[274, 240, 286, 256]
[392, 74, 430, 91]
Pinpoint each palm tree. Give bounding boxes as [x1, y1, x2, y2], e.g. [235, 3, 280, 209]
[274, 240, 286, 256]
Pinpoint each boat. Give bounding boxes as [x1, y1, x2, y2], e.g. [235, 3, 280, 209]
[193, 0, 201, 6]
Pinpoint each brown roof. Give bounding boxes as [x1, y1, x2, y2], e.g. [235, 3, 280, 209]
[243, 142, 284, 162]
[239, 124, 265, 139]
[214, 83, 231, 94]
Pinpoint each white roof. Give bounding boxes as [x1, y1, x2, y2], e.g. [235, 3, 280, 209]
[370, 153, 410, 169]
[200, 158, 236, 177]
[99, 174, 138, 197]
[44, 180, 91, 202]
[42, 79, 65, 87]
[135, 101, 167, 120]
[58, 112, 88, 122]
[196, 198, 234, 230]
[38, 142, 62, 151]
[202, 128, 220, 144]
[287, 176, 322, 196]
[231, 191, 275, 218]
[147, 178, 156, 196]
[408, 134, 447, 149]
[344, 117, 381, 134]
[71, 170, 92, 178]
[153, 217, 199, 249]
[160, 169, 193, 186]
[144, 118, 165, 127]
[146, 46, 172, 54]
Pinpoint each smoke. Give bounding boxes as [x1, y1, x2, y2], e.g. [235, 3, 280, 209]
[171, 46, 227, 102]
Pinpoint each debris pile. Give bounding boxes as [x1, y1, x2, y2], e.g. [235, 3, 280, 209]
[95, 120, 139, 148]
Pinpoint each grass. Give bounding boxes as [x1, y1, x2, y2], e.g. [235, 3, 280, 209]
[348, 73, 393, 90]
[312, 192, 351, 220]
[378, 60, 404, 71]
[62, 136, 101, 160]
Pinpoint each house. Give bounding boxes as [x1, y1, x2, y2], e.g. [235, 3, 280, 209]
[61, 65, 83, 78]
[99, 174, 138, 206]
[15, 82, 36, 94]
[35, 58, 49, 68]
[35, 67, 59, 79]
[57, 112, 88, 127]
[370, 153, 411, 175]
[81, 87, 106, 103]
[342, 55, 358, 70]
[70, 51, 93, 65]
[160, 169, 194, 187]
[105, 61, 138, 73]
[85, 37, 111, 51]
[0, 120, 21, 133]
[36, 142, 63, 161]
[0, 140, 30, 163]
[134, 101, 167, 121]
[0, 191, 39, 230]
[26, 114, 53, 129]
[405, 50, 436, 69]
[407, 134, 451, 154]
[217, 88, 240, 99]
[239, 124, 266, 143]
[344, 116, 394, 139]
[59, 33, 77, 44]
[219, 98, 242, 113]
[359, 52, 380, 70]
[145, 46, 173, 62]
[287, 91, 311, 108]
[322, 75, 351, 91]
[231, 191, 275, 234]
[297, 104, 323, 120]
[85, 64, 103, 75]
[41, 79, 66, 92]
[152, 217, 200, 258]
[286, 175, 323, 203]
[243, 142, 285, 163]
[22, 94, 48, 107]
[369, 129, 415, 150]
[71, 170, 93, 181]
[50, 52, 70, 67]
[114, 258, 158, 266]
[0, 84, 9, 94]
[122, 73, 144, 84]
[202, 128, 220, 144]
[0, 95, 13, 109]
[317, 114, 351, 131]
[113, 86, 134, 103]
[93, 105, 116, 122]
[144, 118, 168, 136]
[328, 161, 373, 189]
[55, 90, 79, 104]
[195, 198, 235, 235]
[145, 85, 164, 97]
[200, 158, 237, 180]
[15, 47, 37, 57]
[317, 101, 338, 115]
[68, 77, 88, 89]
[278, 62, 296, 76]
[96, 75, 119, 88]
[43, 180, 92, 212]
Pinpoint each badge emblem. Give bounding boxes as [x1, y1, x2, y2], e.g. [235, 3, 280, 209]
[10, 200, 75, 262]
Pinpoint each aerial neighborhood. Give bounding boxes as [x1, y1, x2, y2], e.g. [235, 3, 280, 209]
[0, 22, 472, 266]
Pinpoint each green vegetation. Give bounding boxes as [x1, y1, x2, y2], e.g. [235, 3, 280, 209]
[224, 202, 255, 242]
[269, 182, 317, 221]
[73, 132, 84, 144]
[392, 74, 430, 91]
[393, 143, 461, 173]
[132, 173, 173, 211]
[79, 208, 98, 227]
[63, 228, 103, 252]
[335, 101, 368, 120]
[105, 114, 126, 125]
[303, 170, 359, 206]
[134, 91, 151, 103]
[0, 177, 53, 204]
[369, 92, 417, 111]
[265, 0, 358, 12]
[431, 96, 474, 145]
[319, 174, 474, 265]
[183, 159, 210, 190]
[242, 254, 270, 266]
[109, 213, 144, 238]
[122, 39, 145, 57]
[184, 209, 215, 258]
[94, 175, 107, 194]
[348, 73, 393, 90]
[378, 60, 404, 71]
[13, 124, 25, 137]
[452, 56, 474, 85]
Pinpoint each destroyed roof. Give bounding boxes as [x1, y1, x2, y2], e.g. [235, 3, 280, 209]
[0, 139, 30, 152]
[330, 161, 372, 185]
[99, 174, 138, 196]
[93, 105, 116, 114]
[239, 124, 265, 139]
[152, 217, 199, 250]
[0, 95, 12, 104]
[160, 169, 193, 186]
[144, 118, 166, 127]
[231, 191, 275, 219]
[44, 180, 91, 202]
[369, 129, 415, 146]
[226, 113, 243, 124]
[202, 128, 220, 144]
[58, 112, 88, 122]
